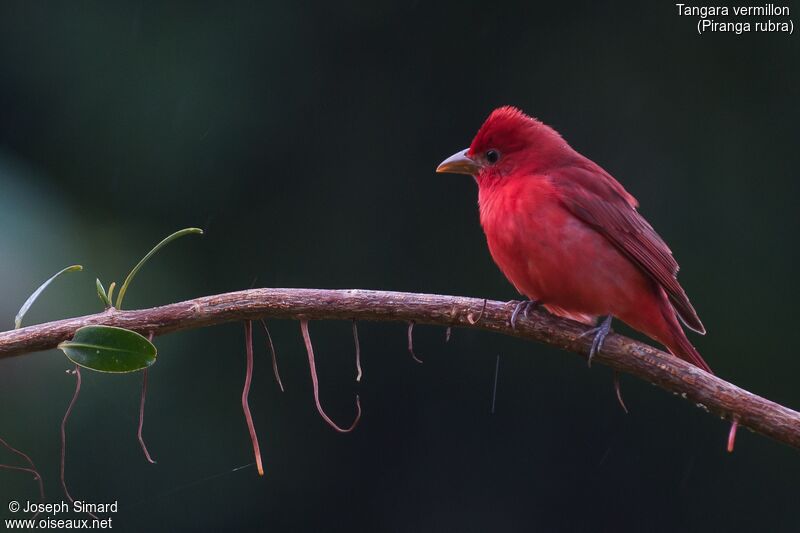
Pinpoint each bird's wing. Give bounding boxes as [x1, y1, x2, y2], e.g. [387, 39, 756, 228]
[551, 161, 706, 334]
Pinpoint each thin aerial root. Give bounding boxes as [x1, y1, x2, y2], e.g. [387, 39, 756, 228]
[0, 464, 41, 477]
[445, 326, 452, 343]
[60, 366, 80, 506]
[0, 464, 45, 517]
[613, 371, 629, 414]
[352, 319, 363, 382]
[260, 320, 284, 392]
[0, 436, 44, 504]
[242, 321, 264, 476]
[137, 332, 157, 464]
[0, 436, 39, 473]
[60, 366, 98, 520]
[137, 369, 156, 464]
[300, 319, 362, 433]
[407, 322, 423, 364]
[467, 298, 488, 325]
[491, 354, 500, 414]
[728, 419, 739, 453]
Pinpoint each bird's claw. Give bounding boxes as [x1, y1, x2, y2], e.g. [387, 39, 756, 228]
[579, 315, 613, 367]
[510, 299, 539, 330]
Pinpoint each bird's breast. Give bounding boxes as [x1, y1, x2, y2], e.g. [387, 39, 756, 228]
[477, 176, 649, 319]
[478, 177, 564, 297]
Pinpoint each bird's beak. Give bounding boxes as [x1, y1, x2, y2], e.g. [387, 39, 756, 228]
[436, 149, 480, 176]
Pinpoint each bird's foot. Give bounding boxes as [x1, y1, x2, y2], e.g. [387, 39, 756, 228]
[579, 315, 613, 367]
[510, 299, 539, 330]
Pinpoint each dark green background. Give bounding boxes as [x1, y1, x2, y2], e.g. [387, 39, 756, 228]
[1, 2, 798, 531]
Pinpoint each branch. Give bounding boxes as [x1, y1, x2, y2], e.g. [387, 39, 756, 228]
[1, 288, 798, 450]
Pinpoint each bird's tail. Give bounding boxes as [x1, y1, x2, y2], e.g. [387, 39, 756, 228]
[652, 289, 736, 449]
[657, 293, 713, 374]
[657, 294, 742, 449]
[664, 324, 713, 374]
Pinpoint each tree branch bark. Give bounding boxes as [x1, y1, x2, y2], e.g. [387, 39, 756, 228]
[1, 288, 798, 450]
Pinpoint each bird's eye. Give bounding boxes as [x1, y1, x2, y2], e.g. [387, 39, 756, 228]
[485, 149, 500, 165]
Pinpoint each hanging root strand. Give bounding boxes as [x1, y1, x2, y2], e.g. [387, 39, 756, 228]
[352, 319, 363, 382]
[137, 332, 157, 464]
[728, 419, 739, 453]
[467, 298, 488, 325]
[300, 319, 361, 433]
[407, 322, 423, 364]
[613, 371, 629, 414]
[0, 436, 45, 508]
[242, 321, 264, 475]
[137, 368, 157, 464]
[259, 319, 284, 392]
[60, 366, 98, 520]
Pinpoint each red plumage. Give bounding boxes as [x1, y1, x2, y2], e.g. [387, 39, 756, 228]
[439, 106, 710, 373]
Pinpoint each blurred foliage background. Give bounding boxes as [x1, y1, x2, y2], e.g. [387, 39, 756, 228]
[0, 1, 798, 531]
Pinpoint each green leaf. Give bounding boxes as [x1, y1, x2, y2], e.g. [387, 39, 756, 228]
[106, 281, 116, 304]
[115, 227, 203, 310]
[58, 325, 157, 373]
[15, 265, 83, 329]
[96, 279, 111, 307]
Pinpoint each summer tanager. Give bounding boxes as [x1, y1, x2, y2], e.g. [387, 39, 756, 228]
[437, 106, 710, 373]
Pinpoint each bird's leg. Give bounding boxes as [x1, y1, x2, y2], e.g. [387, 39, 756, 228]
[579, 315, 613, 367]
[510, 299, 539, 330]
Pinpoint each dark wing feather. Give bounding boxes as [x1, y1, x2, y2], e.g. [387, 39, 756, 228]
[551, 161, 706, 334]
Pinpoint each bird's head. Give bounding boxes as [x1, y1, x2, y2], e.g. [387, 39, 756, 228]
[436, 106, 571, 186]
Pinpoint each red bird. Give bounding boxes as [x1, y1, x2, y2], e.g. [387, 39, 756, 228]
[437, 106, 710, 373]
